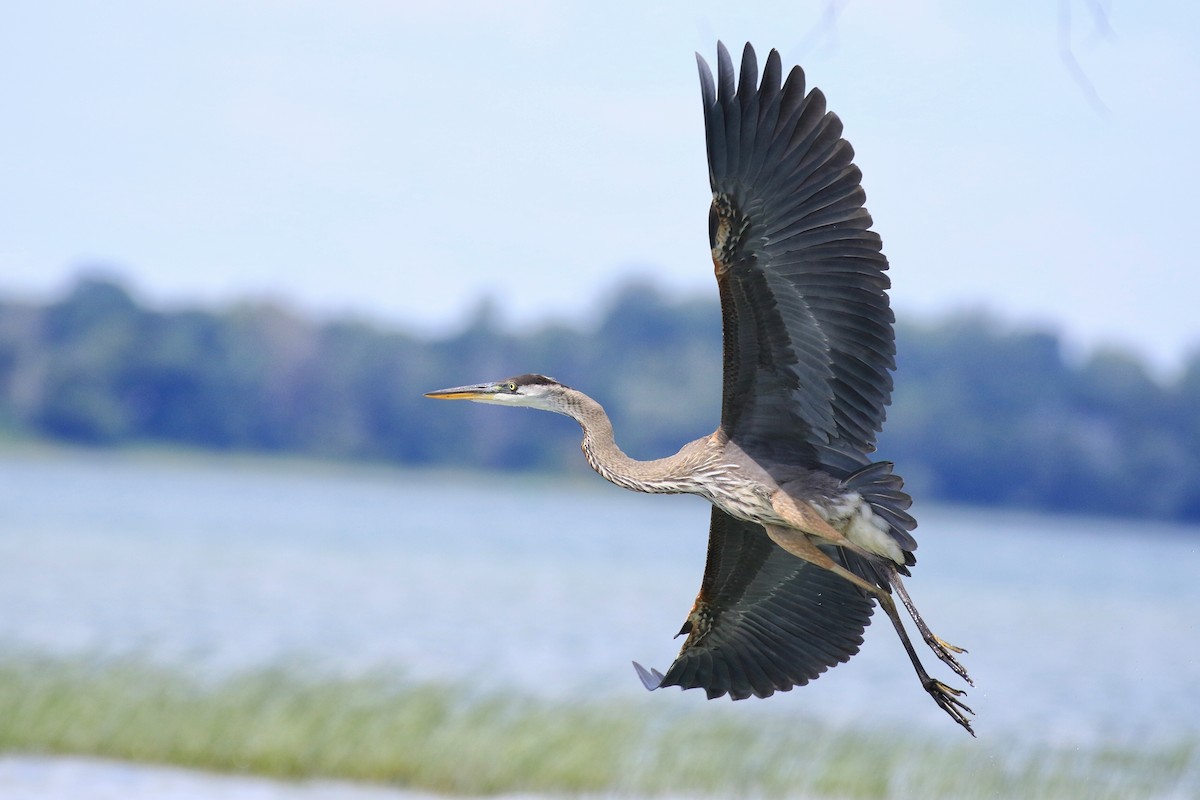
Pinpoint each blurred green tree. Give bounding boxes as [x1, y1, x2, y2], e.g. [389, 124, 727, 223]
[1, 274, 1199, 523]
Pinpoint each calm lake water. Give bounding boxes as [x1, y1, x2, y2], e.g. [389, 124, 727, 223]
[2, 446, 1199, 754]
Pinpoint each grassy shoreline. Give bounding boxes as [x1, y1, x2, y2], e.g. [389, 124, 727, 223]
[2, 655, 1197, 798]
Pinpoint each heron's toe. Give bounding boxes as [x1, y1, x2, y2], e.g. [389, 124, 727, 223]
[924, 678, 975, 737]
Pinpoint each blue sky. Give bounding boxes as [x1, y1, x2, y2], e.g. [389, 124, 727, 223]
[3, 1, 1198, 370]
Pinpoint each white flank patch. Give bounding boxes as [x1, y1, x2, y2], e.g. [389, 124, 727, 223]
[815, 491, 905, 564]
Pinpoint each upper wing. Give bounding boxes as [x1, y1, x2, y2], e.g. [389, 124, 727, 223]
[698, 42, 895, 473]
[636, 508, 874, 700]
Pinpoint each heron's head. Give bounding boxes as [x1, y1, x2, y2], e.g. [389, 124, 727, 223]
[424, 373, 572, 414]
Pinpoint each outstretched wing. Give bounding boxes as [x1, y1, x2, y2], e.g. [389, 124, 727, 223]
[635, 508, 873, 700]
[698, 42, 895, 473]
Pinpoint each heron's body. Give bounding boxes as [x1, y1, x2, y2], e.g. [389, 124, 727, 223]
[427, 43, 975, 734]
[573, 393, 901, 563]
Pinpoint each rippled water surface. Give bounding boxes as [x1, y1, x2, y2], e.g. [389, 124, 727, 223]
[3, 447, 1199, 751]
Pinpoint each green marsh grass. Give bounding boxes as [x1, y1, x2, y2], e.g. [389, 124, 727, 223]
[1, 655, 1196, 798]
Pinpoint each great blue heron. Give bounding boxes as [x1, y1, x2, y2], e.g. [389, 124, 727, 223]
[427, 42, 974, 734]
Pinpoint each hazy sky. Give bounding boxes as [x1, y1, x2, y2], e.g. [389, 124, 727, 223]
[3, 1, 1198, 370]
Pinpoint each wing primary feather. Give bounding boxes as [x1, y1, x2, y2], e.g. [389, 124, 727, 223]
[738, 42, 759, 99]
[632, 661, 665, 691]
[759, 48, 783, 104]
[708, 652, 733, 699]
[716, 41, 736, 104]
[777, 64, 808, 127]
[696, 53, 716, 109]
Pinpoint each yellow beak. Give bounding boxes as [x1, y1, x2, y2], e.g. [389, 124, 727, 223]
[424, 383, 496, 400]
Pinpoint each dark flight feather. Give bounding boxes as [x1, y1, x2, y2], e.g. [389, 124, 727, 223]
[636, 509, 873, 699]
[697, 42, 895, 472]
[630, 43, 920, 703]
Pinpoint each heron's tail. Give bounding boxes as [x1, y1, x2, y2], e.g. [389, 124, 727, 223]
[844, 461, 917, 570]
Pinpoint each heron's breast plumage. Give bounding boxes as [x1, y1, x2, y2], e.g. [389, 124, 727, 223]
[701, 468, 904, 565]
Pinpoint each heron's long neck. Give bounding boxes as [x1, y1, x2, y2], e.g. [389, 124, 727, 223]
[566, 390, 704, 495]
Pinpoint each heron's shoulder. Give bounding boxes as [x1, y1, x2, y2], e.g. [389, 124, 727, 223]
[674, 433, 727, 466]
[767, 464, 843, 500]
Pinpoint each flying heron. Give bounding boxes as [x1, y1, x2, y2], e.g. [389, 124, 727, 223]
[427, 42, 974, 734]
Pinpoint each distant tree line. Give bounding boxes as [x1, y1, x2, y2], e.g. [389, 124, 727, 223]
[2, 275, 1199, 522]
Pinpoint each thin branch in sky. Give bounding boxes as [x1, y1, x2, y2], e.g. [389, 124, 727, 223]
[1084, 0, 1116, 41]
[1058, 0, 1113, 117]
[795, 0, 851, 60]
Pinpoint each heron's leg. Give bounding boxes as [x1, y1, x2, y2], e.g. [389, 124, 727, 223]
[764, 525, 975, 736]
[770, 494, 974, 686]
[872, 584, 975, 736]
[889, 568, 973, 685]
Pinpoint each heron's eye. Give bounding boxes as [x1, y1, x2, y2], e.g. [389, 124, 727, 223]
[506, 382, 517, 392]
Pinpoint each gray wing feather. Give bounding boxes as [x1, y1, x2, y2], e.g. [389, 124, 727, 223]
[698, 42, 895, 473]
[636, 508, 874, 700]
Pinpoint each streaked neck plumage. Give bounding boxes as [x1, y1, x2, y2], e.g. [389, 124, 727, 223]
[560, 388, 713, 495]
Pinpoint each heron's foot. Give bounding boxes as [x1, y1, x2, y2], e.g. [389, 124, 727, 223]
[925, 633, 973, 686]
[925, 678, 975, 737]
